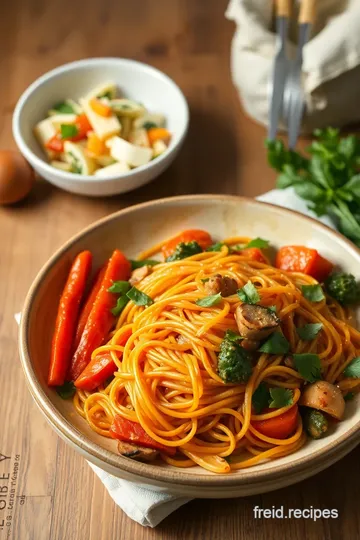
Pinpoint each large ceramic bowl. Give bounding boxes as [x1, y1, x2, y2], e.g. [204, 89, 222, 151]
[19, 195, 360, 497]
[13, 58, 189, 196]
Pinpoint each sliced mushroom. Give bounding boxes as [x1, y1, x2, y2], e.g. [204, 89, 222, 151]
[129, 265, 151, 286]
[240, 339, 260, 352]
[117, 441, 159, 462]
[235, 304, 280, 341]
[205, 274, 238, 297]
[299, 381, 345, 420]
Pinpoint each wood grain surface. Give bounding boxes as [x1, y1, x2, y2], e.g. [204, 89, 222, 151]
[0, 1, 359, 539]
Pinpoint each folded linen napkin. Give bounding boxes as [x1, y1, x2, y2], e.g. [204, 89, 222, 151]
[15, 189, 335, 527]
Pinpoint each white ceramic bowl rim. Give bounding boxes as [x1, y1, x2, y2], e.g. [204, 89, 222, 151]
[19, 195, 360, 487]
[12, 57, 189, 183]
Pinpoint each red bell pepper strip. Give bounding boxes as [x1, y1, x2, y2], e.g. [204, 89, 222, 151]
[252, 405, 298, 439]
[73, 265, 107, 350]
[48, 251, 92, 386]
[74, 327, 132, 391]
[162, 229, 212, 259]
[68, 250, 131, 381]
[45, 114, 93, 153]
[276, 246, 333, 282]
[110, 415, 176, 455]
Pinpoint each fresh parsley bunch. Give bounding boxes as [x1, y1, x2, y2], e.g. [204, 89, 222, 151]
[266, 128, 360, 246]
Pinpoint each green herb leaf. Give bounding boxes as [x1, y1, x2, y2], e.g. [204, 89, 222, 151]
[294, 182, 325, 202]
[201, 277, 210, 283]
[111, 295, 130, 316]
[56, 381, 76, 399]
[296, 323, 323, 341]
[130, 259, 160, 270]
[267, 305, 277, 313]
[344, 392, 355, 401]
[237, 281, 260, 304]
[143, 121, 157, 130]
[252, 382, 270, 414]
[243, 237, 269, 249]
[301, 284, 325, 302]
[276, 165, 303, 189]
[196, 293, 222, 307]
[224, 330, 243, 342]
[343, 175, 360, 199]
[293, 353, 322, 382]
[166, 241, 202, 262]
[108, 280, 131, 294]
[52, 101, 75, 114]
[343, 357, 360, 378]
[60, 123, 79, 139]
[259, 332, 290, 355]
[126, 286, 154, 306]
[206, 242, 226, 252]
[269, 388, 293, 408]
[68, 151, 82, 174]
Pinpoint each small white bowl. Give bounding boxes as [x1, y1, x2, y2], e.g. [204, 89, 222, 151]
[12, 58, 189, 197]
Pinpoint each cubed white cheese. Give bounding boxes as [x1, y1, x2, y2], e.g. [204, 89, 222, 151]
[64, 141, 96, 175]
[128, 128, 150, 148]
[34, 118, 57, 147]
[106, 136, 153, 167]
[133, 113, 166, 130]
[79, 98, 121, 141]
[94, 161, 130, 177]
[152, 139, 168, 158]
[84, 82, 117, 100]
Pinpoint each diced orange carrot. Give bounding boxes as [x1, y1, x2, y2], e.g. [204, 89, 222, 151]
[87, 132, 107, 156]
[89, 98, 112, 117]
[147, 128, 171, 146]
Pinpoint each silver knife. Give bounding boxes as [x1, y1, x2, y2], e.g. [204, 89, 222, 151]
[268, 0, 291, 140]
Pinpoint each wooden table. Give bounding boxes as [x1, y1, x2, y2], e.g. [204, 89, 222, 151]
[1, 1, 359, 539]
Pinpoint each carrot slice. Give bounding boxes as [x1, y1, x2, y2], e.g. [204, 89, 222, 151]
[73, 265, 107, 350]
[89, 98, 112, 117]
[75, 327, 132, 391]
[238, 247, 268, 264]
[162, 230, 212, 260]
[147, 127, 171, 145]
[252, 406, 299, 439]
[276, 246, 333, 282]
[68, 250, 131, 381]
[110, 415, 176, 455]
[48, 251, 92, 386]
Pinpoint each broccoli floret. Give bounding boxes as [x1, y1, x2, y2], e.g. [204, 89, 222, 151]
[166, 241, 202, 262]
[325, 272, 360, 305]
[217, 333, 252, 383]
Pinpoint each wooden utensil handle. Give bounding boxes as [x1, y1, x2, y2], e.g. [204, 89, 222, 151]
[275, 0, 291, 17]
[299, 0, 316, 24]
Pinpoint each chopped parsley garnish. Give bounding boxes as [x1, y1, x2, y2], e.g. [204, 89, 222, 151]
[126, 286, 153, 306]
[108, 280, 131, 294]
[343, 357, 360, 378]
[111, 295, 130, 316]
[52, 101, 75, 114]
[196, 293, 222, 307]
[252, 382, 270, 413]
[237, 281, 260, 304]
[293, 353, 322, 382]
[301, 284, 325, 302]
[60, 123, 79, 139]
[244, 237, 270, 249]
[269, 388, 293, 408]
[296, 323, 323, 341]
[206, 242, 226, 252]
[56, 381, 76, 399]
[166, 241, 202, 262]
[224, 330, 243, 342]
[258, 332, 290, 355]
[130, 259, 160, 270]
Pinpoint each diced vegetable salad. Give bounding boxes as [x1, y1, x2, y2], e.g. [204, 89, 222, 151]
[34, 81, 171, 176]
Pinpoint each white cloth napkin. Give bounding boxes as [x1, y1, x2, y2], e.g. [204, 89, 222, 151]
[15, 189, 336, 527]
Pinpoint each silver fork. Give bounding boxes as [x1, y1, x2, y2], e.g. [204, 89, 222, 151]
[283, 0, 316, 148]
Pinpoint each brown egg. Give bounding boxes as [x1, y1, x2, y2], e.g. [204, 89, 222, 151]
[0, 150, 35, 205]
